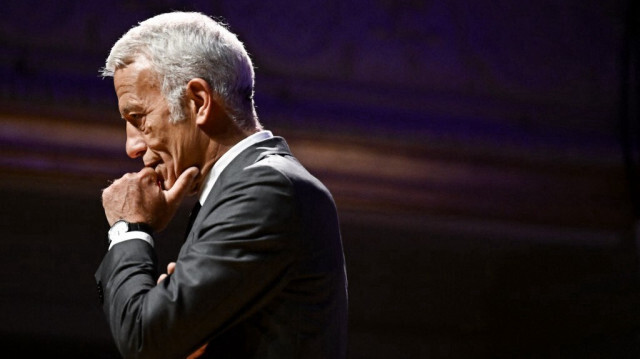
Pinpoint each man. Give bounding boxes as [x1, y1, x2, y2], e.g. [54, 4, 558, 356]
[95, 12, 348, 359]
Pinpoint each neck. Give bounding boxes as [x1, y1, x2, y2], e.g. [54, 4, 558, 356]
[193, 122, 258, 194]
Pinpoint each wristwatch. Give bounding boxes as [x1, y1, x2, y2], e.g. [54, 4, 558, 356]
[108, 220, 154, 248]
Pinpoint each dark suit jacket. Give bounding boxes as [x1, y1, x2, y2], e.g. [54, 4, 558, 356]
[95, 136, 348, 359]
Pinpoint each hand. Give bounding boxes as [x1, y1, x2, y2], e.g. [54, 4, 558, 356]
[156, 262, 176, 284]
[157, 262, 209, 358]
[187, 344, 208, 359]
[102, 167, 199, 231]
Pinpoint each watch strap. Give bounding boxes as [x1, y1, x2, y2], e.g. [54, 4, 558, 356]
[126, 222, 153, 235]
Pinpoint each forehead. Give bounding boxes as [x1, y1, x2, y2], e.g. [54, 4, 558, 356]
[113, 59, 161, 103]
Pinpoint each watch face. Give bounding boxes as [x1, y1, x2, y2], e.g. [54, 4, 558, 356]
[109, 220, 129, 237]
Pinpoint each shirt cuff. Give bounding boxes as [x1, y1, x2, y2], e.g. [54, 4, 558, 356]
[108, 231, 154, 250]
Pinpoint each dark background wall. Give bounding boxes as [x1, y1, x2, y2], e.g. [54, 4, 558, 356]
[1, 1, 640, 357]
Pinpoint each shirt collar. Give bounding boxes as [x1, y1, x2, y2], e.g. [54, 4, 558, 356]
[198, 130, 273, 205]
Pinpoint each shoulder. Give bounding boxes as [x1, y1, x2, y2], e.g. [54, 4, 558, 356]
[206, 136, 334, 211]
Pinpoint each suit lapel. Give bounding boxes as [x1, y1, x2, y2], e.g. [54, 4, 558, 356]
[182, 136, 292, 246]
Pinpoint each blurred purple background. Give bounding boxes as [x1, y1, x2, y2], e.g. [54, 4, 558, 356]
[1, 1, 639, 357]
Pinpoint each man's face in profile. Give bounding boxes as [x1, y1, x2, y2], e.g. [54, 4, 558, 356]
[113, 58, 206, 192]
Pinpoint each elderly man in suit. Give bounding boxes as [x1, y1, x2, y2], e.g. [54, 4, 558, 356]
[95, 12, 348, 359]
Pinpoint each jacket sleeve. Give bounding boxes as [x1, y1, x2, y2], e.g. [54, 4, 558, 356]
[95, 163, 299, 359]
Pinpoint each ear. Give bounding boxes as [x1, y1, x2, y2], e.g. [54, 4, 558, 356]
[185, 78, 214, 126]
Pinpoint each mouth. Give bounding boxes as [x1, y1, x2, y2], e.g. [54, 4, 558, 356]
[156, 173, 165, 190]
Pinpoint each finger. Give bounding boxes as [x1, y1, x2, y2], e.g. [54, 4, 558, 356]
[157, 273, 167, 284]
[139, 167, 156, 176]
[187, 344, 208, 359]
[138, 167, 159, 186]
[164, 167, 200, 205]
[167, 262, 176, 275]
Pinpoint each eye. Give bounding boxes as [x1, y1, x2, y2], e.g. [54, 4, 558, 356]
[127, 113, 146, 130]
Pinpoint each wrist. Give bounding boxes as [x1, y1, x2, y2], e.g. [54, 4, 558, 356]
[108, 220, 154, 249]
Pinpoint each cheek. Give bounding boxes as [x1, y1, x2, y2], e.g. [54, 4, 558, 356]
[146, 136, 175, 160]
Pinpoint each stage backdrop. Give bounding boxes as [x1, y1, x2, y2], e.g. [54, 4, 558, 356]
[1, 1, 639, 357]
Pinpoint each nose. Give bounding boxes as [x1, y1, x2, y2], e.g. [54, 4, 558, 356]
[125, 122, 147, 159]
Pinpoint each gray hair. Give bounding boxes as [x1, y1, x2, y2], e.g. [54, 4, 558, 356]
[102, 12, 260, 130]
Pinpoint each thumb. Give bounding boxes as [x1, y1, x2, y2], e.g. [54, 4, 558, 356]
[157, 273, 168, 284]
[165, 167, 200, 206]
[167, 262, 176, 275]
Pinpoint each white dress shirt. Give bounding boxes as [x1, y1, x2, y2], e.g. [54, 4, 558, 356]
[198, 130, 273, 206]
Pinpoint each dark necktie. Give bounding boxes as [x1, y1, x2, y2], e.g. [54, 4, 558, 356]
[185, 201, 202, 238]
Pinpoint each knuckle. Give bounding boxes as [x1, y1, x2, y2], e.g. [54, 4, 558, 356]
[140, 167, 154, 175]
[138, 168, 156, 182]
